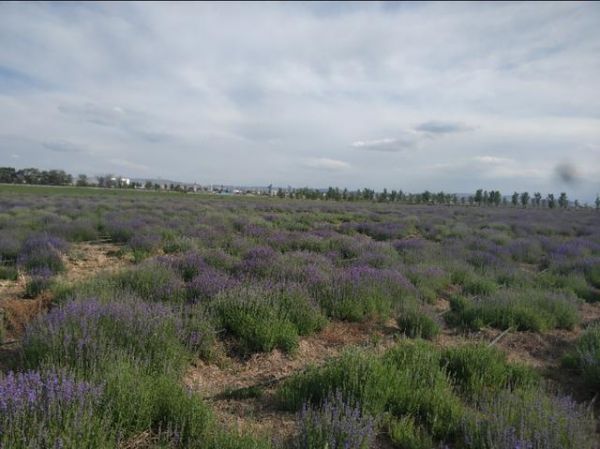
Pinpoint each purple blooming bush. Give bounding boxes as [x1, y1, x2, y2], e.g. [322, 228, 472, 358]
[23, 298, 190, 374]
[0, 229, 21, 262]
[186, 267, 238, 302]
[318, 266, 416, 321]
[294, 390, 376, 449]
[24, 266, 53, 297]
[237, 245, 280, 277]
[463, 388, 596, 449]
[0, 369, 113, 449]
[17, 233, 68, 274]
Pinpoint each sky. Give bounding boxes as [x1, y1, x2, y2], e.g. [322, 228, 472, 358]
[0, 2, 599, 200]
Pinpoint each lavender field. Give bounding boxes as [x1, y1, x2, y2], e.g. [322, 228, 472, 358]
[1, 185, 599, 449]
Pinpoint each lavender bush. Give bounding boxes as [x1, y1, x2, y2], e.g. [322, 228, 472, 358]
[295, 390, 376, 449]
[0, 369, 113, 449]
[23, 298, 191, 374]
[463, 388, 596, 449]
[565, 323, 600, 392]
[17, 233, 68, 274]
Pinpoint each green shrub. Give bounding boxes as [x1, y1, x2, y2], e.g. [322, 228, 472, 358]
[565, 323, 600, 392]
[396, 309, 440, 340]
[387, 416, 433, 449]
[0, 265, 18, 280]
[211, 285, 325, 354]
[278, 341, 465, 441]
[100, 357, 212, 442]
[451, 267, 499, 296]
[445, 289, 579, 332]
[441, 344, 538, 400]
[538, 272, 600, 303]
[24, 275, 52, 298]
[114, 263, 185, 303]
[463, 275, 498, 296]
[277, 349, 392, 415]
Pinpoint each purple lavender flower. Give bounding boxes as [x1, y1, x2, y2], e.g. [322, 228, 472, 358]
[0, 369, 110, 448]
[17, 233, 67, 274]
[295, 390, 376, 449]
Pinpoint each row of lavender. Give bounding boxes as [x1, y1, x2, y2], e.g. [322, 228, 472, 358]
[1, 187, 599, 448]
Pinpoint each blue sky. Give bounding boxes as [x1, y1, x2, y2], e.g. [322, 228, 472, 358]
[0, 2, 599, 200]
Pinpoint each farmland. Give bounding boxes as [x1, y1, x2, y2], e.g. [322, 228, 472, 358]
[1, 185, 599, 449]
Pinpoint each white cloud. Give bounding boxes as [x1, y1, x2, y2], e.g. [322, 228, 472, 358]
[473, 155, 514, 165]
[0, 2, 599, 199]
[109, 158, 150, 172]
[304, 158, 351, 171]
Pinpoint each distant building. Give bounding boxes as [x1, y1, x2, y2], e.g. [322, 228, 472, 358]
[110, 176, 130, 186]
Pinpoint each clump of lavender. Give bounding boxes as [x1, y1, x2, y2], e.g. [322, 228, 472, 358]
[186, 267, 238, 302]
[17, 233, 67, 274]
[238, 245, 279, 276]
[23, 298, 190, 374]
[463, 388, 596, 449]
[320, 265, 416, 320]
[295, 390, 376, 449]
[0, 369, 113, 448]
[24, 267, 53, 297]
[127, 232, 161, 254]
[570, 323, 600, 392]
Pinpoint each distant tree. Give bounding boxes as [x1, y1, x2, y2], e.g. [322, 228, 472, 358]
[277, 188, 285, 198]
[422, 190, 432, 204]
[0, 167, 17, 183]
[547, 193, 556, 209]
[511, 192, 519, 207]
[502, 197, 508, 206]
[76, 174, 88, 187]
[468, 196, 474, 205]
[558, 192, 568, 209]
[574, 199, 580, 208]
[474, 189, 483, 205]
[379, 188, 389, 202]
[520, 192, 530, 208]
[533, 192, 542, 207]
[493, 190, 502, 206]
[17, 168, 42, 184]
[596, 195, 600, 210]
[144, 180, 153, 189]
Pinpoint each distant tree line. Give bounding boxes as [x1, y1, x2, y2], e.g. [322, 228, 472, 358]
[0, 167, 73, 186]
[1, 165, 597, 208]
[281, 186, 598, 209]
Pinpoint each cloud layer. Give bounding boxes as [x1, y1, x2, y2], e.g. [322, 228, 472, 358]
[0, 2, 599, 199]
